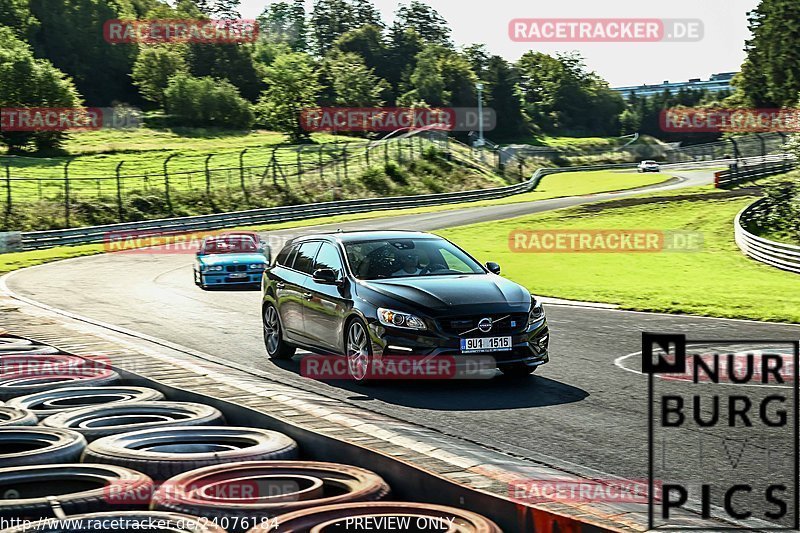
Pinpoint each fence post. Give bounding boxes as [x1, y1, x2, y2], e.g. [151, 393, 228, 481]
[4, 165, 10, 218]
[296, 148, 302, 180]
[163, 154, 175, 213]
[239, 148, 249, 202]
[271, 147, 278, 187]
[205, 154, 213, 197]
[342, 146, 348, 183]
[384, 141, 388, 165]
[366, 143, 371, 167]
[115, 161, 124, 222]
[63, 159, 72, 227]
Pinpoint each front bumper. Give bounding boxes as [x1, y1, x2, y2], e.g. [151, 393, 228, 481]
[368, 317, 550, 369]
[200, 272, 263, 285]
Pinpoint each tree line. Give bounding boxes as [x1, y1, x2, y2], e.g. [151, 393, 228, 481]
[1, 0, 798, 152]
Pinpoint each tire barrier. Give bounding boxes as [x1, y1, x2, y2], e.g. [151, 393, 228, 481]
[0, 428, 86, 467]
[0, 511, 228, 533]
[83, 427, 299, 479]
[0, 464, 153, 519]
[260, 502, 503, 533]
[42, 402, 225, 442]
[151, 461, 390, 532]
[0, 368, 120, 401]
[0, 338, 58, 356]
[0, 407, 37, 427]
[6, 386, 165, 420]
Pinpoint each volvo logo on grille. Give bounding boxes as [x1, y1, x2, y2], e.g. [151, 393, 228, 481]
[478, 317, 493, 333]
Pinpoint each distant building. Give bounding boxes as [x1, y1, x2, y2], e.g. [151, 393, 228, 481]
[612, 72, 736, 99]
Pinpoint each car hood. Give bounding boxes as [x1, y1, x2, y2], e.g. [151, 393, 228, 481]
[360, 274, 530, 314]
[198, 253, 266, 265]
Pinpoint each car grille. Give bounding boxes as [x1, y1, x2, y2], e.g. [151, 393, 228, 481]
[225, 265, 247, 272]
[439, 313, 529, 335]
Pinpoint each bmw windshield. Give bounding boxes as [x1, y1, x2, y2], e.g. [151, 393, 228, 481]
[344, 238, 485, 280]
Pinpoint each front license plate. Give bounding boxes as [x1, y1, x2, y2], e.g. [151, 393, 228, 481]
[460, 336, 512, 353]
[229, 272, 248, 279]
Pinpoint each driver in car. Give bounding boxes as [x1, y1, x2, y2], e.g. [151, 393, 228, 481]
[392, 251, 424, 276]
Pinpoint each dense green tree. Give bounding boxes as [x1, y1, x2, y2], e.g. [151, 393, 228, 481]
[0, 0, 39, 40]
[309, 0, 354, 55]
[394, 1, 451, 47]
[28, 0, 138, 106]
[0, 27, 83, 152]
[257, 0, 307, 51]
[737, 0, 800, 106]
[403, 45, 476, 107]
[385, 26, 424, 92]
[186, 43, 262, 101]
[163, 73, 254, 128]
[191, 0, 241, 19]
[483, 56, 527, 138]
[131, 45, 189, 105]
[257, 53, 324, 139]
[327, 52, 388, 107]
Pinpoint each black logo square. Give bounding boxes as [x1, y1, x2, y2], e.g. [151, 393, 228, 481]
[643, 333, 686, 374]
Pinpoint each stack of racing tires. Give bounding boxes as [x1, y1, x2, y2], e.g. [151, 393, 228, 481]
[0, 334, 502, 532]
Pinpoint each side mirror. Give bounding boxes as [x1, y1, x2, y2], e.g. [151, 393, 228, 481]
[312, 268, 339, 285]
[486, 262, 501, 275]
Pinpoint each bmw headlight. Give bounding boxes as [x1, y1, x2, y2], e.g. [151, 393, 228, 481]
[377, 308, 427, 330]
[203, 265, 224, 272]
[529, 298, 545, 324]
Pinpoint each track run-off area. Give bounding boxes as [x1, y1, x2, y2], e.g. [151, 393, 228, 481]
[4, 167, 800, 499]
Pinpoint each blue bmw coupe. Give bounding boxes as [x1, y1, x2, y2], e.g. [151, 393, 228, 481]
[194, 233, 269, 289]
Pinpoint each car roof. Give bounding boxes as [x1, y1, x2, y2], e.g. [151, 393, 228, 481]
[292, 230, 439, 245]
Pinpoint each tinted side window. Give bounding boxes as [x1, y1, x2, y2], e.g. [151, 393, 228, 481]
[275, 244, 293, 266]
[294, 242, 322, 274]
[313, 242, 343, 277]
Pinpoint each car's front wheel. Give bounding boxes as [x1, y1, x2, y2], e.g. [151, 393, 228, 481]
[346, 319, 373, 384]
[263, 304, 295, 360]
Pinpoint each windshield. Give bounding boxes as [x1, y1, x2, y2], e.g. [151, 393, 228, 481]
[344, 238, 485, 280]
[201, 236, 258, 254]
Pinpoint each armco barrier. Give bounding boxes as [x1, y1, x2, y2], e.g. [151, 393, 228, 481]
[735, 198, 800, 274]
[18, 159, 731, 251]
[714, 154, 795, 188]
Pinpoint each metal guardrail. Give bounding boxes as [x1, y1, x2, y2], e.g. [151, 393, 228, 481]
[17, 158, 731, 251]
[714, 154, 796, 188]
[736, 199, 800, 274]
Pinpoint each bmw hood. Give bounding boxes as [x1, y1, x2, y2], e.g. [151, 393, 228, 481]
[361, 274, 530, 314]
[198, 253, 267, 266]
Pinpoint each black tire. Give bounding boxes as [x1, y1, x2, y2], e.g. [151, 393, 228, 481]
[345, 318, 373, 384]
[0, 511, 228, 533]
[0, 338, 58, 356]
[6, 386, 165, 420]
[500, 364, 537, 378]
[263, 304, 295, 360]
[42, 401, 225, 442]
[83, 426, 298, 479]
[0, 368, 120, 402]
[0, 463, 153, 519]
[152, 461, 389, 533]
[0, 427, 86, 467]
[0, 407, 37, 427]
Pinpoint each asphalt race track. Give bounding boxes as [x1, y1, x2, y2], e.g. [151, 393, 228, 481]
[6, 169, 800, 497]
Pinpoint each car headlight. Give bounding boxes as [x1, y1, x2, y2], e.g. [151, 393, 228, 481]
[529, 298, 545, 324]
[377, 308, 427, 330]
[249, 264, 265, 270]
[204, 265, 224, 272]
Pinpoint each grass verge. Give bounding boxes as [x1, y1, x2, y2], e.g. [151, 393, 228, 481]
[0, 169, 669, 276]
[439, 185, 800, 323]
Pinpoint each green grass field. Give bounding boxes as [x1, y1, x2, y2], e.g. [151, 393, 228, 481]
[439, 185, 800, 323]
[0, 169, 668, 275]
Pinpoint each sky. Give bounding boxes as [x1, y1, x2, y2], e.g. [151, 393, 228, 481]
[238, 0, 761, 88]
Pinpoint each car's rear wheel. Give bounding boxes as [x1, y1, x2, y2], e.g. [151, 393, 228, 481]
[346, 319, 372, 384]
[501, 364, 537, 378]
[263, 304, 295, 360]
